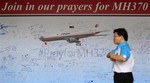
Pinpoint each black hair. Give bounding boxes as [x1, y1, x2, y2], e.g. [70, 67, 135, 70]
[113, 28, 128, 41]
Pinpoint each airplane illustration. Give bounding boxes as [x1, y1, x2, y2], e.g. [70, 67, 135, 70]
[39, 24, 108, 46]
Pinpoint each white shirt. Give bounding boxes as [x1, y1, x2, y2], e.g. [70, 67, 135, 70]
[112, 42, 134, 73]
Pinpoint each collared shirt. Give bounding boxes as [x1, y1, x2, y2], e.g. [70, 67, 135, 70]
[111, 41, 134, 73]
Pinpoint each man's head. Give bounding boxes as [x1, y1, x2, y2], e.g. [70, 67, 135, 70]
[113, 28, 128, 44]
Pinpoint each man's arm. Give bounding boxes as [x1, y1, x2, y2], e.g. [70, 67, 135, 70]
[107, 52, 126, 62]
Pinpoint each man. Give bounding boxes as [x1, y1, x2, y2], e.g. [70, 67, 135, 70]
[107, 28, 134, 83]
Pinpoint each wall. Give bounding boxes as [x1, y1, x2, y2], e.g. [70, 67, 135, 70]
[0, 16, 150, 83]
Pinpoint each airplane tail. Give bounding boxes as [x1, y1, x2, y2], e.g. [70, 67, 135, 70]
[95, 34, 108, 36]
[95, 30, 110, 34]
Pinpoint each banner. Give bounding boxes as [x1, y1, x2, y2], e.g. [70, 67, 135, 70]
[0, 0, 150, 15]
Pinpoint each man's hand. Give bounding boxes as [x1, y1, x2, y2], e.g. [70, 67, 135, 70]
[107, 52, 116, 61]
[107, 52, 113, 58]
